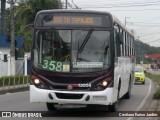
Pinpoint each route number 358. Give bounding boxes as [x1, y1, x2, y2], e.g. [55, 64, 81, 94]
[42, 59, 63, 72]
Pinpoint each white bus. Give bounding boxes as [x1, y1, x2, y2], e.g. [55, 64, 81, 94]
[30, 10, 135, 111]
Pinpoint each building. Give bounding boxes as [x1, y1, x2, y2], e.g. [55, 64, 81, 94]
[0, 35, 24, 76]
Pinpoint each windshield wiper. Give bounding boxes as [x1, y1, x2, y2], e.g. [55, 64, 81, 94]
[78, 29, 94, 53]
[75, 29, 94, 63]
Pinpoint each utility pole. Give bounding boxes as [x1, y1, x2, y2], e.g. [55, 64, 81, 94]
[66, 0, 68, 9]
[137, 37, 142, 64]
[1, 0, 6, 35]
[10, 0, 16, 75]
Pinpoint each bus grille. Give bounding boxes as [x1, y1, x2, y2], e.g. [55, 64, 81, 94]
[51, 86, 89, 91]
[45, 76, 97, 91]
[47, 76, 95, 84]
[55, 93, 84, 99]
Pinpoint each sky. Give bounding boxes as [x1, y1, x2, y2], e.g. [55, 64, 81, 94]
[65, 0, 160, 47]
[5, 0, 160, 47]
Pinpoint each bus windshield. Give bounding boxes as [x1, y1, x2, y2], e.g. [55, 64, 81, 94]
[33, 29, 111, 73]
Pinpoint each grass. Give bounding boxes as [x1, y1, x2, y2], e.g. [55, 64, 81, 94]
[0, 75, 30, 87]
[145, 72, 160, 99]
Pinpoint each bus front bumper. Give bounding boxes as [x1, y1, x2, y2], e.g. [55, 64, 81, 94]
[30, 85, 115, 105]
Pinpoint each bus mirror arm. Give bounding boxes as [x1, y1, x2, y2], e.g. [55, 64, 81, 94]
[24, 24, 34, 29]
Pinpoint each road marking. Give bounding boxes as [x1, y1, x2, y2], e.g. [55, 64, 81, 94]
[127, 78, 152, 120]
[136, 78, 152, 111]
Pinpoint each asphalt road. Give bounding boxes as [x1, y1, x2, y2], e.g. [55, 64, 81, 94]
[0, 78, 157, 120]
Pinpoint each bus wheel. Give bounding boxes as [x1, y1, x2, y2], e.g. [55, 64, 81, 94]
[124, 79, 131, 99]
[108, 86, 120, 112]
[46, 103, 57, 111]
[108, 101, 118, 112]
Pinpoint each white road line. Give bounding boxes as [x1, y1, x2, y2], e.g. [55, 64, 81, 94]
[136, 78, 152, 111]
[127, 78, 152, 120]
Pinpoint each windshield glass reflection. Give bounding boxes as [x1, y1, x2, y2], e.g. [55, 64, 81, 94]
[33, 29, 111, 73]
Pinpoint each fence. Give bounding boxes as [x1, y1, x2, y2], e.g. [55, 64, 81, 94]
[0, 53, 30, 76]
[0, 52, 31, 93]
[0, 75, 30, 93]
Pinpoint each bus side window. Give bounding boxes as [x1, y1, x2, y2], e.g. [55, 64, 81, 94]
[119, 30, 124, 56]
[114, 29, 118, 58]
[114, 27, 120, 58]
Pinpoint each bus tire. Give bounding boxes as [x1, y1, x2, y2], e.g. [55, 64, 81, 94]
[108, 101, 118, 112]
[46, 103, 56, 111]
[124, 78, 131, 99]
[108, 82, 120, 112]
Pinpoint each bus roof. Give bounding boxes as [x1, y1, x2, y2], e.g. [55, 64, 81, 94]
[36, 9, 111, 16]
[112, 15, 134, 36]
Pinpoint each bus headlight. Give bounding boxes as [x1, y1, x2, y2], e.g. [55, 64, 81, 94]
[31, 76, 48, 89]
[102, 81, 108, 87]
[34, 79, 40, 84]
[93, 77, 112, 91]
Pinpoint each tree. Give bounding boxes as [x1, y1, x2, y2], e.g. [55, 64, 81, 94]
[14, 0, 62, 52]
[135, 40, 160, 64]
[1, 0, 6, 34]
[15, 0, 62, 25]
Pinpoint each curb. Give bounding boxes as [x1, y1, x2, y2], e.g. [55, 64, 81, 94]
[147, 99, 159, 111]
[157, 100, 160, 111]
[145, 77, 159, 111]
[0, 86, 29, 95]
[153, 77, 160, 111]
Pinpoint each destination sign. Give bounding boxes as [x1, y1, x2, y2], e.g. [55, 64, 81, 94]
[35, 13, 111, 27]
[53, 16, 94, 25]
[42, 15, 102, 26]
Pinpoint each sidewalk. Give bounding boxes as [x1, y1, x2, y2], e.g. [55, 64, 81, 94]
[153, 71, 160, 112]
[147, 70, 160, 113]
[0, 84, 29, 94]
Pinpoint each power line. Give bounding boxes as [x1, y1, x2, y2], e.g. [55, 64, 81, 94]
[110, 9, 160, 12]
[76, 0, 160, 6]
[61, 0, 80, 9]
[127, 22, 160, 27]
[73, 0, 160, 46]
[71, 0, 80, 9]
[127, 21, 160, 25]
[138, 32, 160, 37]
[80, 2, 160, 8]
[146, 39, 160, 43]
[136, 27, 160, 35]
[131, 13, 160, 23]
